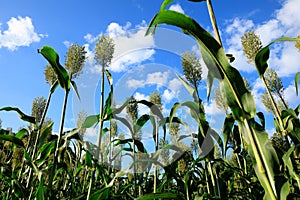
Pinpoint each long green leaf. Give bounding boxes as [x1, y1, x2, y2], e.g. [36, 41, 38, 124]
[146, 7, 279, 199]
[255, 37, 298, 77]
[0, 106, 35, 124]
[38, 46, 70, 91]
[0, 134, 24, 148]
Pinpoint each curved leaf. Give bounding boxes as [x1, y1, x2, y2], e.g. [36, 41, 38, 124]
[255, 37, 298, 77]
[0, 134, 24, 148]
[38, 46, 70, 91]
[0, 106, 35, 124]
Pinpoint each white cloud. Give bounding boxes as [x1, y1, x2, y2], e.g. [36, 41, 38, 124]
[134, 92, 150, 116]
[63, 41, 71, 48]
[224, 18, 256, 73]
[283, 84, 300, 107]
[204, 100, 224, 115]
[162, 89, 176, 103]
[108, 21, 155, 72]
[256, 19, 282, 45]
[270, 43, 300, 77]
[84, 33, 97, 43]
[127, 79, 145, 89]
[111, 49, 155, 72]
[0, 16, 44, 50]
[169, 4, 185, 14]
[168, 78, 182, 93]
[223, 0, 300, 76]
[134, 92, 149, 101]
[87, 21, 155, 73]
[276, 0, 300, 35]
[146, 71, 169, 88]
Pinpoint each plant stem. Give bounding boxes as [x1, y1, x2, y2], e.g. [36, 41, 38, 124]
[206, 0, 222, 46]
[48, 89, 70, 196]
[25, 86, 53, 187]
[154, 115, 158, 196]
[96, 65, 105, 162]
[243, 119, 277, 200]
[262, 76, 286, 136]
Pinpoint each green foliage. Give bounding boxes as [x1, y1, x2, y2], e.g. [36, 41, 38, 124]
[38, 46, 70, 91]
[1, 2, 300, 200]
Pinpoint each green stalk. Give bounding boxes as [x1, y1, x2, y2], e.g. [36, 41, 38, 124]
[262, 76, 287, 139]
[97, 65, 105, 161]
[206, 0, 222, 46]
[48, 89, 70, 196]
[243, 119, 277, 200]
[25, 83, 55, 187]
[87, 65, 105, 200]
[154, 115, 158, 195]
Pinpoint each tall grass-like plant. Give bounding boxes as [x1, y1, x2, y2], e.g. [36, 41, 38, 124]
[146, 0, 299, 199]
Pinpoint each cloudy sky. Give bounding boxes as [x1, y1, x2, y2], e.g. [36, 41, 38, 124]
[0, 0, 300, 144]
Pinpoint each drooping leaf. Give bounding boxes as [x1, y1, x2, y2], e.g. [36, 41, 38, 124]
[135, 114, 150, 133]
[138, 100, 164, 120]
[280, 181, 290, 200]
[113, 138, 147, 153]
[255, 37, 298, 77]
[0, 106, 35, 124]
[0, 134, 25, 148]
[38, 46, 70, 90]
[71, 80, 80, 100]
[146, 7, 280, 199]
[15, 128, 28, 139]
[160, 0, 174, 11]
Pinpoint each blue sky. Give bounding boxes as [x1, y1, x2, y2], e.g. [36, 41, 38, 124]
[0, 0, 300, 149]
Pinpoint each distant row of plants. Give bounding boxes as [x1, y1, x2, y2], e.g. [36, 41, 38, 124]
[0, 0, 300, 199]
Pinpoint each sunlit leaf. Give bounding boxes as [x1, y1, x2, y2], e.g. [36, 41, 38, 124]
[255, 37, 298, 77]
[38, 46, 70, 91]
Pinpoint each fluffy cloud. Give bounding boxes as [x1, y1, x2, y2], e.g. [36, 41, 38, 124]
[169, 4, 185, 14]
[87, 21, 155, 73]
[0, 16, 45, 50]
[108, 21, 155, 72]
[127, 79, 145, 89]
[146, 71, 169, 87]
[162, 89, 176, 103]
[224, 0, 300, 75]
[283, 84, 300, 107]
